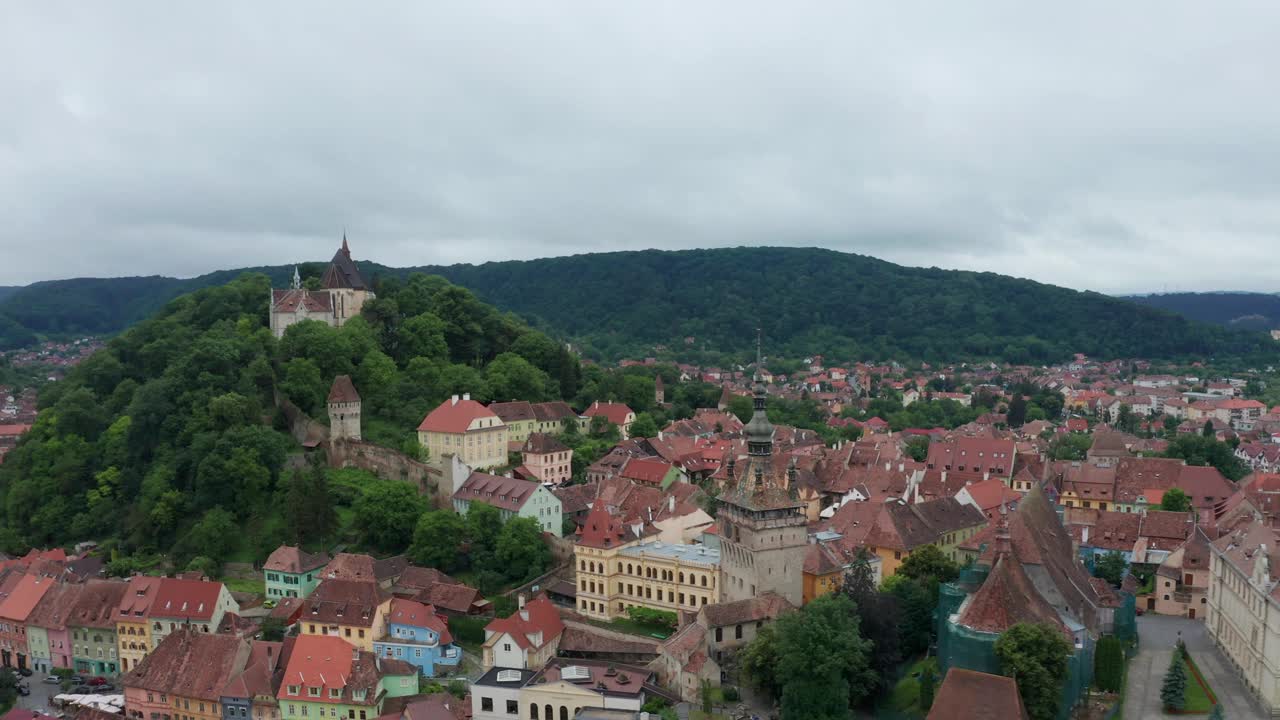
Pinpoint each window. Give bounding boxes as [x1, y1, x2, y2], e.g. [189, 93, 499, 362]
[308, 688, 320, 697]
[504, 643, 512, 652]
[288, 686, 299, 696]
[735, 624, 743, 639]
[481, 699, 494, 713]
[715, 628, 722, 642]
[506, 700, 519, 714]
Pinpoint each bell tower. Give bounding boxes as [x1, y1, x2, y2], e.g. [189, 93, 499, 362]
[718, 331, 807, 605]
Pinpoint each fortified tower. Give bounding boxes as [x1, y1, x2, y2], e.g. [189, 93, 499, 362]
[718, 334, 807, 606]
[327, 375, 362, 441]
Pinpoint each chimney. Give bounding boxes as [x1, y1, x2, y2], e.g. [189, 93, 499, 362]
[1082, 526, 1089, 544]
[898, 462, 904, 472]
[518, 593, 527, 610]
[352, 648, 359, 660]
[451, 394, 459, 406]
[463, 392, 470, 401]
[884, 462, 890, 471]
[669, 496, 675, 512]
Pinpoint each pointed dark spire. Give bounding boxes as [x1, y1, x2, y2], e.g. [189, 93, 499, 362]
[342, 230, 350, 255]
[744, 328, 774, 458]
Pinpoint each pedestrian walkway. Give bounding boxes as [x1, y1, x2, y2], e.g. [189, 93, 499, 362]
[1124, 615, 1265, 720]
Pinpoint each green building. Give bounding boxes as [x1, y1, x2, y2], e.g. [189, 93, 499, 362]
[264, 546, 331, 600]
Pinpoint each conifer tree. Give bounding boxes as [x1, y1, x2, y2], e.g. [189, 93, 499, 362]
[1161, 651, 1187, 711]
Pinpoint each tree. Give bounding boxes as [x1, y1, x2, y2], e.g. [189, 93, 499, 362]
[466, 502, 504, 570]
[1094, 636, 1125, 693]
[484, 352, 549, 402]
[1203, 419, 1216, 437]
[738, 624, 780, 698]
[841, 549, 901, 692]
[353, 480, 424, 553]
[1007, 394, 1028, 428]
[283, 458, 337, 546]
[1161, 649, 1187, 712]
[0, 669, 15, 714]
[409, 510, 466, 573]
[627, 413, 660, 439]
[495, 517, 552, 583]
[1163, 434, 1249, 481]
[905, 436, 930, 462]
[176, 507, 237, 568]
[919, 664, 936, 712]
[259, 617, 287, 642]
[1161, 487, 1192, 513]
[993, 623, 1072, 720]
[1093, 551, 1128, 588]
[773, 593, 877, 720]
[897, 544, 959, 584]
[884, 575, 935, 657]
[1209, 702, 1225, 720]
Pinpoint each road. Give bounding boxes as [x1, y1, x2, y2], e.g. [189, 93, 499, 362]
[1124, 614, 1265, 720]
[12, 669, 71, 717]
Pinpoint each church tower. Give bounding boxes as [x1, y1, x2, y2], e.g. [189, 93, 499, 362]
[327, 375, 362, 442]
[718, 333, 807, 606]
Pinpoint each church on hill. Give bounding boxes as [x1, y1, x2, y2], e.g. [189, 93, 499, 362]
[269, 235, 375, 338]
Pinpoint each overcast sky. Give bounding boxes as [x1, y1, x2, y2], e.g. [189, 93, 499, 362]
[3, 3, 1279, 293]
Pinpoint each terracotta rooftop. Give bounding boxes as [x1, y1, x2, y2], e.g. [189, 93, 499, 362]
[583, 402, 634, 426]
[150, 577, 224, 621]
[302, 579, 388, 627]
[958, 551, 1069, 638]
[0, 574, 54, 623]
[417, 396, 499, 434]
[699, 592, 793, 628]
[489, 401, 536, 423]
[68, 579, 130, 629]
[452, 472, 543, 513]
[124, 629, 250, 701]
[927, 668, 1029, 720]
[522, 432, 569, 455]
[483, 594, 563, 651]
[327, 375, 361, 404]
[265, 546, 332, 574]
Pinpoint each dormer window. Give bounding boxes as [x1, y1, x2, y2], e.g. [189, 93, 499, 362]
[287, 686, 299, 696]
[329, 689, 341, 699]
[308, 687, 321, 698]
[353, 690, 367, 702]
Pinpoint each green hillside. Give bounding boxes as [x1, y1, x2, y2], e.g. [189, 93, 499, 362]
[1, 247, 1273, 363]
[1131, 292, 1280, 331]
[0, 271, 580, 563]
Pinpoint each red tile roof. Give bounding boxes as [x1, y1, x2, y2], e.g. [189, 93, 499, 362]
[278, 635, 354, 701]
[0, 574, 54, 623]
[484, 594, 563, 651]
[272, 288, 332, 314]
[328, 375, 361, 404]
[266, 546, 332, 574]
[387, 598, 451, 644]
[452, 472, 543, 513]
[619, 458, 674, 485]
[583, 402, 633, 426]
[417, 397, 498, 433]
[151, 578, 225, 621]
[927, 668, 1029, 720]
[124, 628, 249, 701]
[958, 551, 1068, 638]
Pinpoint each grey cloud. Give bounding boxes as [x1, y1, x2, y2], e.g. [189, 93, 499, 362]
[3, 2, 1280, 292]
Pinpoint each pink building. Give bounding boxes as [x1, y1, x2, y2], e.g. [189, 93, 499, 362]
[519, 433, 573, 486]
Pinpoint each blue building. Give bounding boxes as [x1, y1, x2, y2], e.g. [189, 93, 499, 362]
[372, 598, 462, 677]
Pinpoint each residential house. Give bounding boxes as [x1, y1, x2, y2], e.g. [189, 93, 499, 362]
[924, 438, 1017, 487]
[69, 579, 129, 675]
[698, 593, 792, 663]
[123, 630, 252, 720]
[1205, 515, 1280, 714]
[264, 546, 331, 601]
[865, 497, 988, 576]
[27, 582, 83, 672]
[116, 575, 162, 673]
[520, 434, 572, 486]
[298, 579, 390, 652]
[652, 622, 719, 703]
[0, 574, 54, 670]
[489, 402, 538, 445]
[481, 595, 564, 670]
[1153, 528, 1212, 619]
[277, 635, 418, 720]
[803, 534, 855, 604]
[529, 402, 586, 435]
[954, 478, 1022, 520]
[468, 668, 534, 720]
[372, 599, 461, 677]
[618, 458, 683, 491]
[1217, 398, 1266, 431]
[149, 578, 240, 651]
[417, 394, 509, 471]
[219, 640, 284, 720]
[583, 402, 636, 439]
[470, 660, 654, 720]
[451, 472, 564, 537]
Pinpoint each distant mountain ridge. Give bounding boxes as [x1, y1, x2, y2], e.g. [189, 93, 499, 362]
[0, 247, 1274, 363]
[1129, 292, 1280, 331]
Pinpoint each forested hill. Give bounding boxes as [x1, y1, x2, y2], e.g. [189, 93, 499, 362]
[1130, 292, 1280, 332]
[2, 247, 1274, 363]
[415, 247, 1274, 364]
[0, 271, 583, 560]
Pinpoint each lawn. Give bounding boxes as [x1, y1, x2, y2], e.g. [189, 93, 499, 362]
[1181, 653, 1216, 714]
[885, 656, 937, 716]
[581, 616, 673, 639]
[222, 576, 263, 595]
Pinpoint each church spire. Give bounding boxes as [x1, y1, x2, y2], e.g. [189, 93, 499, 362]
[744, 328, 774, 457]
[291, 266, 301, 290]
[341, 230, 350, 255]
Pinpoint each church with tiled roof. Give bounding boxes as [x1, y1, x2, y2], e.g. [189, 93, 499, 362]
[270, 235, 375, 338]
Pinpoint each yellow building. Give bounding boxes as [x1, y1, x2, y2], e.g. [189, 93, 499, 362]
[488, 402, 537, 444]
[115, 575, 162, 673]
[417, 394, 509, 471]
[865, 497, 988, 577]
[298, 579, 390, 652]
[574, 504, 719, 621]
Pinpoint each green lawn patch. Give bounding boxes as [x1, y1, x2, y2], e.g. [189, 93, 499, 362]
[603, 616, 673, 639]
[1181, 652, 1216, 714]
[222, 576, 263, 595]
[885, 656, 937, 716]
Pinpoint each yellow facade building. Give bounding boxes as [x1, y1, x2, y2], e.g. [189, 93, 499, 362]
[417, 394, 509, 471]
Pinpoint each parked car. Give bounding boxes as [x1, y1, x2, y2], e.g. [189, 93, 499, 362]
[95, 684, 114, 692]
[17, 667, 32, 677]
[69, 675, 86, 684]
[72, 685, 96, 694]
[16, 684, 29, 697]
[42, 676, 61, 684]
[86, 677, 107, 686]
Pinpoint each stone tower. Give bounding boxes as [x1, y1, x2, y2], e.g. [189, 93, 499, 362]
[327, 375, 362, 441]
[718, 334, 807, 606]
[654, 374, 665, 405]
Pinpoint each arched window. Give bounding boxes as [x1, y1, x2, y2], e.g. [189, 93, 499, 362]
[679, 572, 685, 583]
[530, 704, 539, 720]
[560, 707, 569, 720]
[701, 575, 708, 587]
[579, 560, 585, 571]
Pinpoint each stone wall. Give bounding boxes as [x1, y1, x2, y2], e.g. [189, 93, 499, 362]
[275, 391, 329, 446]
[326, 439, 441, 496]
